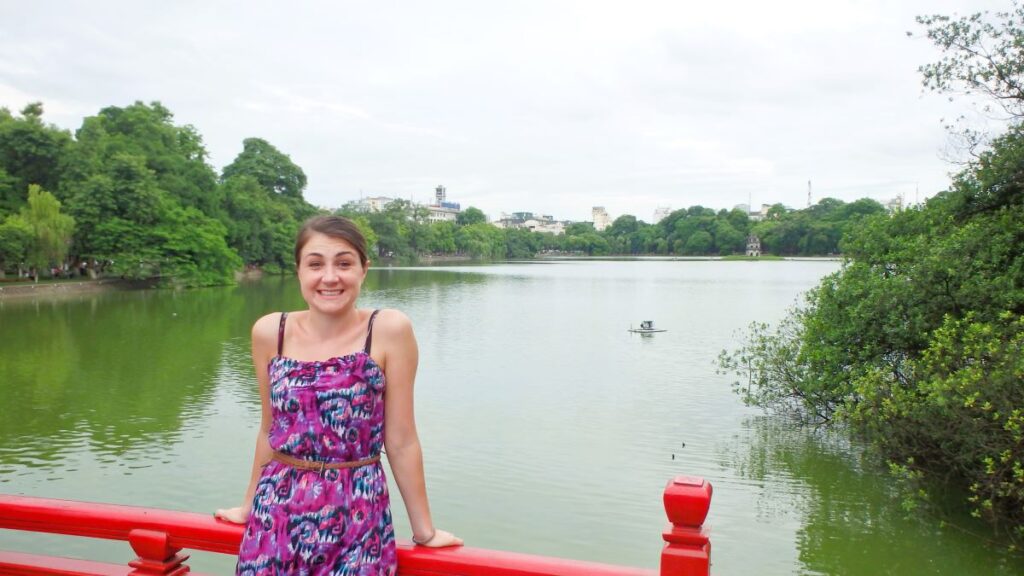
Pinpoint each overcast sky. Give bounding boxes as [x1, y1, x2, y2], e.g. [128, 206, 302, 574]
[0, 0, 1013, 222]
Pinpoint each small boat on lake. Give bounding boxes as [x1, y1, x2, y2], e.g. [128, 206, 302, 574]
[629, 320, 666, 333]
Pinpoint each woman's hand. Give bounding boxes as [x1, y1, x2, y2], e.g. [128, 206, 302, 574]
[415, 529, 463, 548]
[214, 505, 250, 524]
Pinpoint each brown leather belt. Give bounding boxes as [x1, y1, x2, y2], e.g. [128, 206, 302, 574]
[272, 451, 381, 475]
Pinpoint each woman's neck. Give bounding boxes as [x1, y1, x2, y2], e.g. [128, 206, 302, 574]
[302, 306, 361, 339]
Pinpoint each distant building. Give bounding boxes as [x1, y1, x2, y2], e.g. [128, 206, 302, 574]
[427, 185, 461, 223]
[653, 206, 672, 223]
[523, 218, 565, 235]
[592, 206, 611, 231]
[494, 212, 565, 234]
[746, 234, 762, 257]
[884, 195, 903, 213]
[357, 196, 395, 212]
[748, 204, 772, 222]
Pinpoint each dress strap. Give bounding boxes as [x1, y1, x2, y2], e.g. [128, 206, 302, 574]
[277, 312, 288, 357]
[363, 309, 381, 354]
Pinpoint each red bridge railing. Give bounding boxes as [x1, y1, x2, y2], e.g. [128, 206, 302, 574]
[0, 475, 711, 575]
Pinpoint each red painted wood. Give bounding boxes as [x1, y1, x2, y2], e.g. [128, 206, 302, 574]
[394, 543, 656, 576]
[0, 474, 713, 576]
[659, 475, 712, 576]
[0, 550, 131, 576]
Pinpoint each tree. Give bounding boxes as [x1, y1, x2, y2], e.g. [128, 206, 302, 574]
[455, 222, 504, 258]
[222, 137, 308, 199]
[682, 230, 713, 255]
[916, 4, 1024, 119]
[720, 5, 1024, 540]
[0, 214, 32, 277]
[0, 103, 71, 212]
[20, 185, 74, 280]
[58, 103, 243, 285]
[61, 102, 220, 214]
[712, 220, 745, 254]
[456, 206, 487, 226]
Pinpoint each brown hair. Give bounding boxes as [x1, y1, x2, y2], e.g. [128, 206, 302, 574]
[294, 216, 369, 267]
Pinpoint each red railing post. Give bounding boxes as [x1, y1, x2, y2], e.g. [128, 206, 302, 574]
[659, 475, 712, 576]
[126, 529, 190, 575]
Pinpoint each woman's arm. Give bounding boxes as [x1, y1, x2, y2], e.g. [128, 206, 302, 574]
[379, 309, 462, 547]
[215, 313, 277, 524]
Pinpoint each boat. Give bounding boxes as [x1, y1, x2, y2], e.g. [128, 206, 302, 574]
[629, 320, 667, 333]
[0, 475, 712, 576]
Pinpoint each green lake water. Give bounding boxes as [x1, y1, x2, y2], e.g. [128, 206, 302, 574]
[1, 259, 1021, 575]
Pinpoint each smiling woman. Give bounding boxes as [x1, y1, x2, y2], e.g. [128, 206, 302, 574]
[215, 215, 462, 574]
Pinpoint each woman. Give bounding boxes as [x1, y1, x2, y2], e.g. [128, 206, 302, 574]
[216, 215, 462, 574]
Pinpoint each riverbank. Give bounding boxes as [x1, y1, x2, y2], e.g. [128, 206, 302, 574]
[0, 278, 158, 300]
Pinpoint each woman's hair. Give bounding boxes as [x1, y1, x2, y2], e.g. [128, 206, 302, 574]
[294, 215, 369, 267]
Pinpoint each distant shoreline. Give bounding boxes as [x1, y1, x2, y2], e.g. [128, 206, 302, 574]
[537, 254, 842, 262]
[0, 256, 841, 300]
[0, 278, 158, 300]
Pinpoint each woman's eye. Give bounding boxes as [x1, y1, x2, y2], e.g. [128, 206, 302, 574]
[309, 262, 322, 269]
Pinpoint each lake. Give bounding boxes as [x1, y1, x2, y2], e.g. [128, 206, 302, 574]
[1, 259, 1020, 575]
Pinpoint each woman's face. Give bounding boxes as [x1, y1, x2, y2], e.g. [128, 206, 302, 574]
[296, 232, 368, 315]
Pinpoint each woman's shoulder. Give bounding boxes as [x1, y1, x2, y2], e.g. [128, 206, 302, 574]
[370, 308, 413, 336]
[251, 311, 289, 348]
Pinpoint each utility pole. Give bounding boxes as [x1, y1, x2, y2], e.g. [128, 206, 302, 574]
[807, 180, 812, 208]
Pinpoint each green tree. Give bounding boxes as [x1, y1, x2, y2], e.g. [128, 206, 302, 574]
[456, 206, 487, 226]
[917, 3, 1024, 119]
[720, 4, 1024, 540]
[20, 185, 74, 280]
[61, 102, 219, 214]
[60, 103, 242, 285]
[455, 222, 504, 258]
[713, 220, 745, 254]
[222, 137, 308, 199]
[428, 221, 457, 254]
[0, 214, 32, 277]
[0, 103, 71, 212]
[682, 230, 713, 255]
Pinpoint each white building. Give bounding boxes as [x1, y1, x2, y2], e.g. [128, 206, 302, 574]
[653, 206, 672, 223]
[358, 196, 395, 212]
[426, 205, 459, 223]
[592, 206, 611, 231]
[523, 219, 565, 235]
[427, 185, 462, 223]
[494, 212, 565, 234]
[885, 196, 903, 213]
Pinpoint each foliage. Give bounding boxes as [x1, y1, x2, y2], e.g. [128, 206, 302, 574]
[0, 103, 71, 213]
[0, 213, 32, 275]
[221, 137, 308, 199]
[20, 185, 74, 279]
[719, 5, 1024, 539]
[61, 101, 220, 214]
[916, 3, 1024, 119]
[58, 103, 242, 285]
[456, 206, 487, 226]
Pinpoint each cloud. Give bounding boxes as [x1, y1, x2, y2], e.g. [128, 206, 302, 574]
[0, 0, 1011, 221]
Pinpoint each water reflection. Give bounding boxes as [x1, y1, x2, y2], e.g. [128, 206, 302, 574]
[728, 416, 1024, 575]
[0, 288, 247, 474]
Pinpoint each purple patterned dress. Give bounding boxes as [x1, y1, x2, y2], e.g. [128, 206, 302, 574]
[237, 311, 396, 575]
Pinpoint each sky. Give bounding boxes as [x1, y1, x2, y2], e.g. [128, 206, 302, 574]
[0, 0, 1014, 223]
